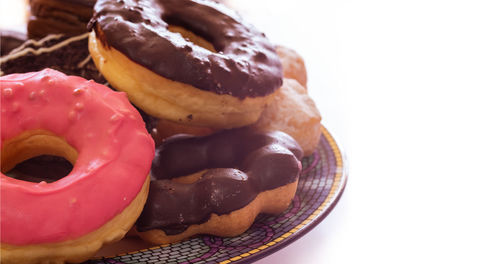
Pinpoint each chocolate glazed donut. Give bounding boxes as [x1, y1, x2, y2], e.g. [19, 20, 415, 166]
[89, 0, 282, 98]
[135, 128, 303, 243]
[88, 0, 283, 129]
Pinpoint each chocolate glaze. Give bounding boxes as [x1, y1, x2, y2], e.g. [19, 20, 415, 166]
[29, 0, 95, 38]
[89, 0, 283, 99]
[30, 0, 96, 8]
[1, 30, 27, 56]
[62, 0, 96, 7]
[0, 33, 107, 84]
[136, 128, 303, 234]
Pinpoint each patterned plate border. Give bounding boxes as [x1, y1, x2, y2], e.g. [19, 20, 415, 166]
[89, 126, 348, 264]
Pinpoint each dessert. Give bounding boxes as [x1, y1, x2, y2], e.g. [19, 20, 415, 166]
[0, 69, 154, 263]
[88, 0, 283, 129]
[276, 45, 308, 88]
[0, 0, 326, 260]
[135, 128, 303, 244]
[252, 78, 322, 156]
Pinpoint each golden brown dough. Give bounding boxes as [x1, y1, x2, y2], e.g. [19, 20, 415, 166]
[150, 119, 218, 144]
[277, 45, 308, 88]
[252, 78, 322, 156]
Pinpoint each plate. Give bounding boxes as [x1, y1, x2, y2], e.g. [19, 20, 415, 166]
[87, 126, 347, 264]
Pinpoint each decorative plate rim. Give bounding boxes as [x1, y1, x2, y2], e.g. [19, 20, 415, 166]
[233, 126, 348, 264]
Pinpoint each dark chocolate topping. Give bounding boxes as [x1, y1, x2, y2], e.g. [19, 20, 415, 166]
[1, 30, 27, 56]
[136, 128, 303, 234]
[29, 0, 95, 38]
[30, 0, 96, 8]
[90, 0, 283, 99]
[0, 33, 107, 84]
[63, 0, 96, 7]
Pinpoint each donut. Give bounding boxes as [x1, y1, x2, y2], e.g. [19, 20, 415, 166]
[276, 45, 308, 87]
[28, 0, 96, 38]
[146, 45, 310, 144]
[135, 128, 303, 244]
[0, 33, 106, 84]
[88, 0, 283, 129]
[0, 69, 154, 263]
[252, 78, 322, 156]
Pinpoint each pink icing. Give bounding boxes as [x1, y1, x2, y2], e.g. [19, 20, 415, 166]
[0, 69, 154, 245]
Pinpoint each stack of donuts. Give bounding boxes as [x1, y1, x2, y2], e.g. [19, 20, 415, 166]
[0, 0, 322, 263]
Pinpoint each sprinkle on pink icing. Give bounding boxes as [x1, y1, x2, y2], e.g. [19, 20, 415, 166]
[0, 69, 154, 245]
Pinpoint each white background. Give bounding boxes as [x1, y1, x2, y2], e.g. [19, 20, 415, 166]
[226, 0, 500, 263]
[2, 0, 500, 263]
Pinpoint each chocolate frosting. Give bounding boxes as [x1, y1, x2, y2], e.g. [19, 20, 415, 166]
[30, 0, 96, 8]
[136, 128, 303, 234]
[0, 33, 107, 84]
[63, 0, 96, 7]
[0, 30, 27, 56]
[89, 0, 283, 99]
[29, 0, 95, 38]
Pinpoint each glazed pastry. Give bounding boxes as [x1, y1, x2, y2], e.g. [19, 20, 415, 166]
[88, 0, 283, 129]
[276, 45, 308, 88]
[0, 69, 154, 264]
[28, 0, 96, 38]
[135, 128, 303, 244]
[0, 32, 106, 84]
[251, 78, 322, 156]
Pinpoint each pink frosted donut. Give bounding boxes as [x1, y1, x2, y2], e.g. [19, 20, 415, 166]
[0, 69, 154, 263]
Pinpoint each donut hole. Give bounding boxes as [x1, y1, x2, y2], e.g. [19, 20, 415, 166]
[1, 130, 78, 183]
[4, 155, 73, 183]
[166, 24, 217, 52]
